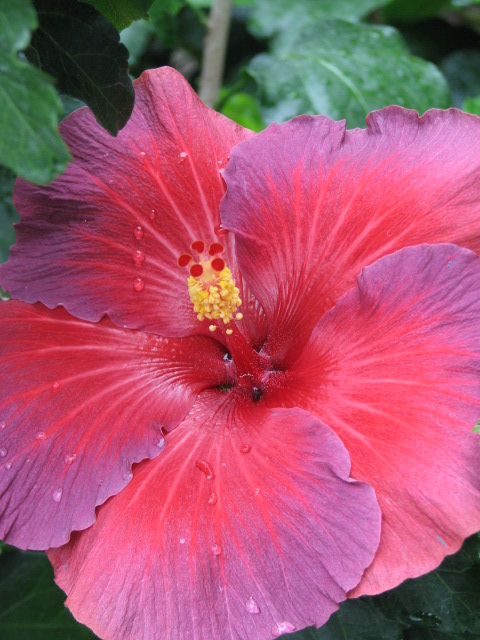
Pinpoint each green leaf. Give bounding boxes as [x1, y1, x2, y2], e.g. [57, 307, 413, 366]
[29, 0, 134, 136]
[440, 50, 480, 108]
[0, 0, 71, 184]
[120, 19, 154, 68]
[248, 21, 451, 128]
[0, 548, 99, 639]
[381, 0, 451, 22]
[380, 535, 480, 636]
[311, 599, 406, 639]
[0, 0, 37, 52]
[0, 165, 18, 266]
[220, 91, 266, 132]
[473, 418, 480, 434]
[80, 0, 155, 31]
[248, 0, 391, 40]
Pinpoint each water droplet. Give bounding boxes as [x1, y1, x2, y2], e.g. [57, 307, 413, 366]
[245, 597, 260, 614]
[35, 431, 47, 440]
[156, 436, 166, 450]
[5, 462, 12, 470]
[140, 151, 146, 156]
[104, 152, 109, 157]
[0, 421, 6, 430]
[133, 277, 145, 291]
[214, 223, 228, 237]
[272, 621, 296, 636]
[179, 537, 186, 544]
[149, 209, 156, 220]
[254, 487, 260, 495]
[241, 443, 251, 454]
[207, 492, 217, 505]
[218, 159, 223, 165]
[124, 471, 133, 481]
[221, 462, 227, 468]
[219, 168, 225, 175]
[196, 459, 215, 479]
[108, 179, 113, 184]
[179, 151, 187, 159]
[0, 448, 7, 458]
[64, 453, 77, 465]
[211, 543, 222, 556]
[52, 488, 63, 503]
[132, 249, 145, 263]
[52, 381, 60, 391]
[134, 226, 144, 240]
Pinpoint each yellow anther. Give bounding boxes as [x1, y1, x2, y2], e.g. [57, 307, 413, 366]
[226, 328, 233, 335]
[235, 312, 243, 320]
[188, 264, 242, 325]
[209, 324, 217, 332]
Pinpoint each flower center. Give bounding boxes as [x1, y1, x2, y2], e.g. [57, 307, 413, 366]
[178, 240, 242, 329]
[178, 239, 269, 397]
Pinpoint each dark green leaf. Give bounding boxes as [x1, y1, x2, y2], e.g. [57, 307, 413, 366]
[312, 599, 405, 639]
[29, 0, 134, 136]
[0, 0, 71, 183]
[248, 21, 451, 128]
[80, 0, 155, 31]
[440, 50, 480, 107]
[248, 0, 391, 40]
[0, 548, 99, 639]
[381, 0, 451, 22]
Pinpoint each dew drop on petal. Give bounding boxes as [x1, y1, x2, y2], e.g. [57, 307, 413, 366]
[133, 277, 145, 291]
[52, 488, 63, 503]
[140, 151, 146, 156]
[272, 622, 296, 637]
[218, 168, 225, 175]
[196, 459, 215, 479]
[211, 543, 222, 556]
[64, 453, 77, 465]
[52, 381, 60, 391]
[0, 448, 7, 458]
[245, 597, 260, 614]
[0, 421, 6, 430]
[156, 436, 166, 450]
[133, 249, 145, 264]
[221, 462, 227, 468]
[179, 151, 187, 159]
[214, 224, 228, 237]
[149, 209, 156, 220]
[5, 462, 12, 470]
[134, 226, 144, 240]
[179, 537, 186, 545]
[241, 443, 251, 454]
[207, 492, 217, 505]
[35, 431, 47, 440]
[124, 471, 133, 481]
[254, 487, 260, 495]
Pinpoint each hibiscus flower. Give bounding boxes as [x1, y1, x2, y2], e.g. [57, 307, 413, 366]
[0, 67, 479, 640]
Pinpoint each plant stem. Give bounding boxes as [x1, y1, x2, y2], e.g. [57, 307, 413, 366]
[199, 0, 233, 107]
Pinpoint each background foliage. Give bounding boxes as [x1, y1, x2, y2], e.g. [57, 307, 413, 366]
[1, 0, 480, 637]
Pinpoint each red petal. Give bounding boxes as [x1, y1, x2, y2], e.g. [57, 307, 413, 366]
[48, 397, 381, 640]
[0, 301, 231, 549]
[0, 67, 253, 338]
[221, 108, 480, 365]
[276, 244, 480, 595]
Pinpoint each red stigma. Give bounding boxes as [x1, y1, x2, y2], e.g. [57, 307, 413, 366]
[191, 240, 205, 253]
[211, 258, 225, 272]
[177, 253, 192, 268]
[189, 263, 204, 277]
[208, 242, 224, 256]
